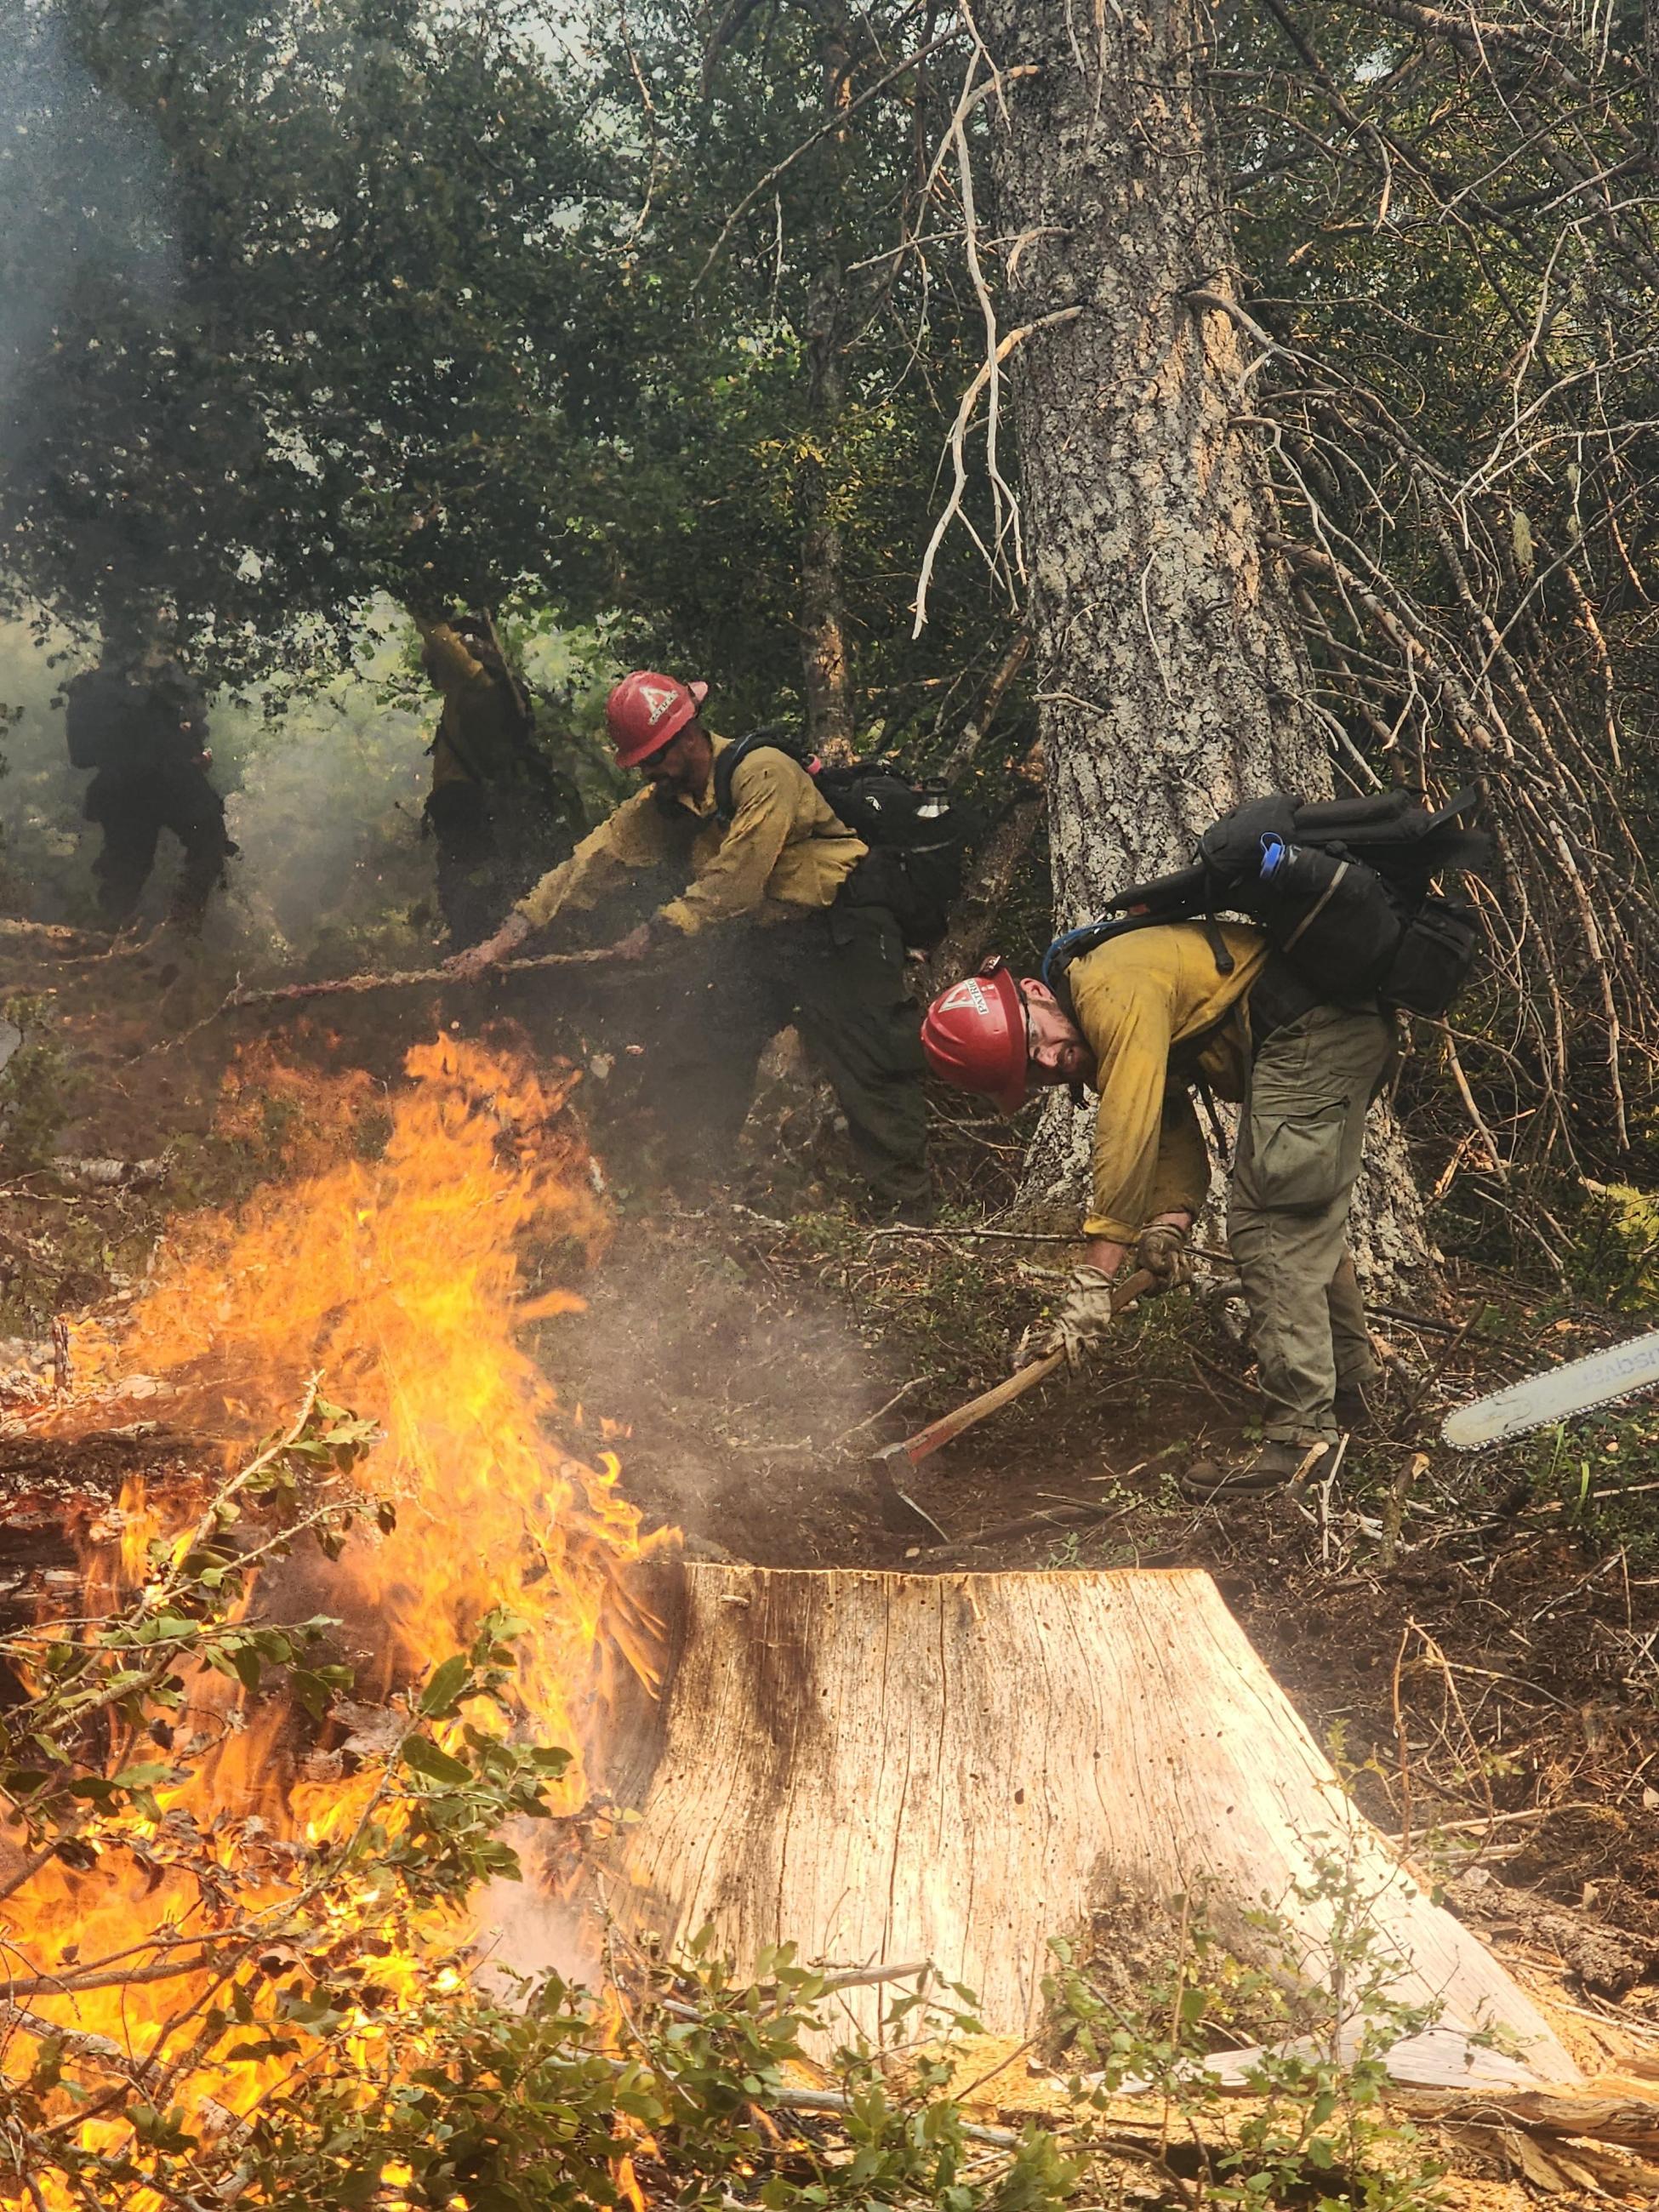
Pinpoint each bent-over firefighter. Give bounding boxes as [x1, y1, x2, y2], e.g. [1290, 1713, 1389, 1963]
[920, 927, 1394, 1499]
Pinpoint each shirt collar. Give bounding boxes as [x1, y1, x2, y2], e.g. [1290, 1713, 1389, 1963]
[675, 732, 727, 818]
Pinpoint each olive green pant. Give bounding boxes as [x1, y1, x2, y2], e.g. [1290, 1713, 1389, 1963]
[637, 907, 930, 1209]
[1227, 1004, 1397, 1443]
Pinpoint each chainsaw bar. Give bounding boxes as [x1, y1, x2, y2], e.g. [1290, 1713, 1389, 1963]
[1442, 1326, 1659, 1451]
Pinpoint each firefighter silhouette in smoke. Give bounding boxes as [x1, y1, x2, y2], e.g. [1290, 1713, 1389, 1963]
[63, 618, 235, 933]
[414, 610, 577, 949]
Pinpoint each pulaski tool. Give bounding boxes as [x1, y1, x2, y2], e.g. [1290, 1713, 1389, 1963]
[873, 1267, 1154, 1535]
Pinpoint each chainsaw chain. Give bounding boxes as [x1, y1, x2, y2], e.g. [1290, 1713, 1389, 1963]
[1445, 1337, 1659, 1448]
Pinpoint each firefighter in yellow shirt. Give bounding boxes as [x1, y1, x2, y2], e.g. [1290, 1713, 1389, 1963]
[415, 612, 573, 947]
[453, 670, 931, 1218]
[920, 927, 1396, 1497]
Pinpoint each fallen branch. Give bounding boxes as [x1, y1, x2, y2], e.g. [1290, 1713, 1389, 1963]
[1382, 1799, 1605, 1844]
[0, 918, 114, 950]
[1388, 2087, 1659, 2157]
[1528, 1475, 1659, 1514]
[43, 1155, 170, 1194]
[915, 1497, 1136, 1559]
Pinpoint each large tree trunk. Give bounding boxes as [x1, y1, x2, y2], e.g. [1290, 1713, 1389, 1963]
[971, 2, 1430, 1284]
[594, 1564, 1577, 2084]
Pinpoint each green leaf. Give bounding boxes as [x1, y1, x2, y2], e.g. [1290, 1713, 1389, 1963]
[223, 2036, 301, 2062]
[110, 1762, 178, 1789]
[400, 1735, 473, 1787]
[418, 1655, 471, 1719]
[289, 1668, 335, 1720]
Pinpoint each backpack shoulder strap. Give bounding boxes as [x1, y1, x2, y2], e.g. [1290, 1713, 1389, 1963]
[1040, 913, 1171, 1019]
[1040, 855, 1237, 1012]
[713, 729, 806, 824]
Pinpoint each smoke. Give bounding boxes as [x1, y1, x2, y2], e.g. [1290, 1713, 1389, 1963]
[475, 1870, 602, 1995]
[0, 599, 626, 956]
[0, 605, 435, 955]
[0, 2, 176, 358]
[212, 616, 437, 966]
[0, 1, 180, 603]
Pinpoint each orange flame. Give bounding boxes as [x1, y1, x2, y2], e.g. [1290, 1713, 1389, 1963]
[4, 1035, 669, 2203]
[71, 1033, 664, 1758]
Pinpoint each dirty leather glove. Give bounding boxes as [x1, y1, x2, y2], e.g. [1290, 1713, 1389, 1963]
[1136, 1222, 1194, 1291]
[1029, 1265, 1117, 1370]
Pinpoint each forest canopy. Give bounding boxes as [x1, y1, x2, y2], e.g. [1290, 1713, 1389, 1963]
[2, 0, 1656, 1183]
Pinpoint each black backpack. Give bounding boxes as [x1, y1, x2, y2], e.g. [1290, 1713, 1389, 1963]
[64, 668, 124, 769]
[710, 727, 963, 948]
[64, 663, 206, 774]
[1041, 787, 1491, 1020]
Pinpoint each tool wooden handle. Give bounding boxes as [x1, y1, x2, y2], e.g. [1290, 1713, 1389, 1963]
[888, 1352, 1064, 1467]
[881, 1267, 1155, 1471]
[225, 946, 625, 1010]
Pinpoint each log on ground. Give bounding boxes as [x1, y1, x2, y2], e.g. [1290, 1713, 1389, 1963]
[596, 1564, 1579, 2084]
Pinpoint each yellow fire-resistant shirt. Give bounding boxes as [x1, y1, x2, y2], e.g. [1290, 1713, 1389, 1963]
[1067, 921, 1271, 1242]
[514, 733, 867, 938]
[419, 619, 530, 791]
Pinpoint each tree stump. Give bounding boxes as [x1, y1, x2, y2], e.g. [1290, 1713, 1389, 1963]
[597, 1565, 1578, 2084]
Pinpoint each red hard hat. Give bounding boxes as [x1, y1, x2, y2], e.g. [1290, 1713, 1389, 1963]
[606, 670, 710, 767]
[921, 961, 1029, 1114]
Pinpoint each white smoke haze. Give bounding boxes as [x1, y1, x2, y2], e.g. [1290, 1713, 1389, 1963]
[0, 601, 624, 957]
[0, 607, 436, 959]
[0, 0, 185, 635]
[0, 0, 179, 395]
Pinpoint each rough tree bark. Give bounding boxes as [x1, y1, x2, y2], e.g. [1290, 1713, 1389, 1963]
[932, 632, 1040, 987]
[969, 1, 1431, 1286]
[595, 1564, 1577, 2082]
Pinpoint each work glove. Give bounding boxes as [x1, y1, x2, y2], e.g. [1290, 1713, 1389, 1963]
[1136, 1222, 1194, 1291]
[1023, 1265, 1117, 1371]
[607, 912, 679, 962]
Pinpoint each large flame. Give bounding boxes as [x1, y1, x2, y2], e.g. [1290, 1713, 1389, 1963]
[73, 1033, 663, 1746]
[3, 1034, 667, 2203]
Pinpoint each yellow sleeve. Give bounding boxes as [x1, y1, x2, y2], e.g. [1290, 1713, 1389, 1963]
[658, 751, 797, 936]
[514, 789, 679, 930]
[1077, 976, 1179, 1243]
[1144, 1089, 1212, 1225]
[418, 620, 492, 696]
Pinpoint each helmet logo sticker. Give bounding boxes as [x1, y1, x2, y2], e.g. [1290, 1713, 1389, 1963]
[944, 979, 989, 1016]
[641, 681, 679, 726]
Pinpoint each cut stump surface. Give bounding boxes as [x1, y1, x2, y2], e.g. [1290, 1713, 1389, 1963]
[597, 1565, 1579, 2084]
